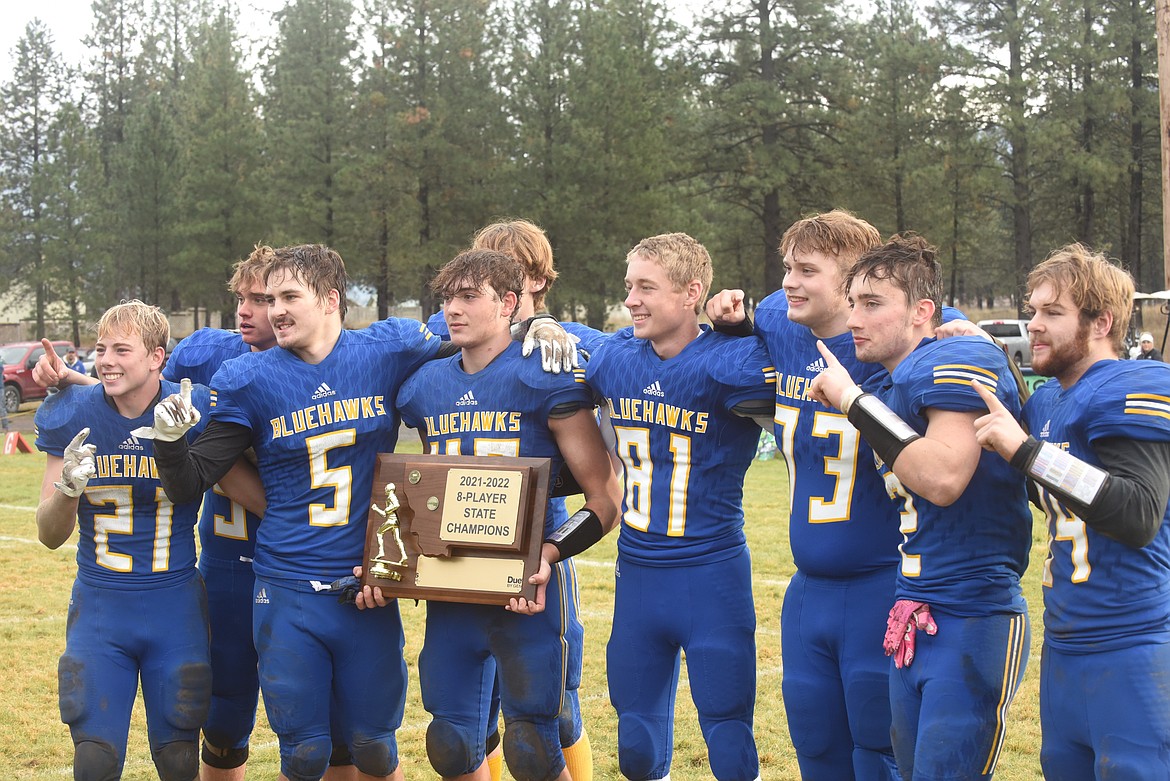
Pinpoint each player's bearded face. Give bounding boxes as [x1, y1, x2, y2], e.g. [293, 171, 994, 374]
[782, 249, 849, 338]
[1027, 283, 1091, 379]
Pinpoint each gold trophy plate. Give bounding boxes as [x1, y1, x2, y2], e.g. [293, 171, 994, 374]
[360, 453, 551, 605]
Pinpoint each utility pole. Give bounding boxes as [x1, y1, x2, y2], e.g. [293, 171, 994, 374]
[1158, 0, 1170, 289]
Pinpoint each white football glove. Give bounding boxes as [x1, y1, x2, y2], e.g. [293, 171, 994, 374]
[55, 428, 96, 498]
[518, 316, 580, 374]
[131, 378, 200, 442]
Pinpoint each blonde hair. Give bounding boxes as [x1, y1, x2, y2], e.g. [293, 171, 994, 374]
[1027, 243, 1134, 355]
[229, 244, 276, 296]
[780, 210, 882, 274]
[97, 300, 170, 353]
[626, 233, 713, 314]
[471, 220, 557, 310]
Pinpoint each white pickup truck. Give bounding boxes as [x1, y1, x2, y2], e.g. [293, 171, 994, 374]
[977, 320, 1031, 366]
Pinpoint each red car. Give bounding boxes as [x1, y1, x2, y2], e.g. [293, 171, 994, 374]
[2, 340, 74, 413]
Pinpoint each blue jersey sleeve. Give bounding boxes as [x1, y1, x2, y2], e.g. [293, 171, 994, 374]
[164, 329, 250, 385]
[703, 333, 776, 411]
[425, 311, 449, 339]
[902, 337, 1019, 419]
[1083, 362, 1170, 445]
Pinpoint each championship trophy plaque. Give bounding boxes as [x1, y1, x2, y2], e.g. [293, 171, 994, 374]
[361, 453, 551, 605]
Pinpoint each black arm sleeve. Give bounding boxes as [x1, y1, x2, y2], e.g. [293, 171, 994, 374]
[1028, 436, 1170, 549]
[152, 420, 255, 505]
[711, 313, 755, 338]
[435, 341, 459, 360]
[731, 398, 775, 419]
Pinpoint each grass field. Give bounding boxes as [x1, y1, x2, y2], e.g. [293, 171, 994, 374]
[0, 443, 1047, 780]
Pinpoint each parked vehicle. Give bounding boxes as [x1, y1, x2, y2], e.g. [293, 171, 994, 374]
[977, 319, 1031, 367]
[1, 340, 73, 413]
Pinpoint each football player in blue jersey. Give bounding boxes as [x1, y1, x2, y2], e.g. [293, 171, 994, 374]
[427, 219, 606, 366]
[971, 244, 1170, 780]
[706, 210, 903, 781]
[34, 300, 264, 781]
[386, 248, 620, 781]
[809, 234, 1032, 781]
[585, 233, 777, 781]
[149, 244, 445, 781]
[425, 219, 605, 781]
[32, 249, 361, 781]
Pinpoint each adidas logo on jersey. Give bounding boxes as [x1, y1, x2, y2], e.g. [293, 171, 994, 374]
[642, 380, 665, 397]
[254, 588, 270, 605]
[119, 435, 145, 451]
[455, 390, 478, 407]
[1040, 419, 1051, 439]
[806, 357, 827, 373]
[311, 383, 336, 400]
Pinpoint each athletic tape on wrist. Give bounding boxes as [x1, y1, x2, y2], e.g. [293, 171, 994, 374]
[846, 393, 922, 468]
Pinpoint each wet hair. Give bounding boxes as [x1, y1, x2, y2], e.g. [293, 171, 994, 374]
[430, 249, 526, 319]
[845, 233, 943, 328]
[264, 244, 348, 320]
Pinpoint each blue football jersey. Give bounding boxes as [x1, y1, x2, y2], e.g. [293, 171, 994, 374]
[585, 326, 776, 564]
[1025, 360, 1170, 651]
[398, 341, 595, 536]
[872, 336, 1031, 615]
[209, 319, 441, 583]
[164, 328, 259, 564]
[755, 291, 903, 577]
[35, 380, 211, 589]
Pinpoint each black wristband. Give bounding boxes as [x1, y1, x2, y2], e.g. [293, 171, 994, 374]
[1009, 435, 1043, 472]
[545, 508, 605, 561]
[711, 312, 754, 337]
[846, 393, 922, 468]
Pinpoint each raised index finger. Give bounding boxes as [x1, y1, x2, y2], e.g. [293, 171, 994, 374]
[815, 340, 844, 368]
[180, 377, 192, 404]
[68, 427, 90, 450]
[42, 339, 61, 367]
[971, 379, 1007, 412]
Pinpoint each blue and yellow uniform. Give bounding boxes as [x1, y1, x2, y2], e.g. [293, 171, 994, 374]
[426, 310, 607, 757]
[872, 336, 1031, 781]
[754, 291, 904, 780]
[586, 326, 775, 781]
[1025, 360, 1170, 779]
[398, 340, 594, 779]
[164, 328, 260, 754]
[35, 381, 213, 779]
[209, 319, 439, 780]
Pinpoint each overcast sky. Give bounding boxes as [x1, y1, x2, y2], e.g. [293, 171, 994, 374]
[1, 0, 714, 85]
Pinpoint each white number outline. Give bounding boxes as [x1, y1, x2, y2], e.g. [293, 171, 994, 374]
[307, 429, 356, 527]
[773, 403, 861, 524]
[85, 485, 176, 572]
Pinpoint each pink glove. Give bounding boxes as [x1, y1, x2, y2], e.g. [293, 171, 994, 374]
[884, 600, 938, 669]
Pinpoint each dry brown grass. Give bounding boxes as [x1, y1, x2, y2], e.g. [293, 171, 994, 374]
[0, 448, 1045, 780]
